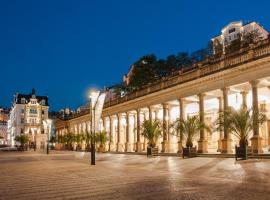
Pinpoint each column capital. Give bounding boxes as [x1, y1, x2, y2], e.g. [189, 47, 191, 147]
[250, 80, 260, 87]
[198, 93, 206, 99]
[240, 90, 248, 96]
[162, 102, 169, 109]
[136, 108, 141, 113]
[117, 113, 122, 118]
[222, 87, 230, 93]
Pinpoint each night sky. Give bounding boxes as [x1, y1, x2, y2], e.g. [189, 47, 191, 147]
[1, 0, 270, 111]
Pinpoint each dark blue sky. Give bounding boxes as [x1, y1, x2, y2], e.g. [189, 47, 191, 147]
[1, 0, 269, 111]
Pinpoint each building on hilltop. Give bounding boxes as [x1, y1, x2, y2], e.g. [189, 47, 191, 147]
[8, 89, 49, 149]
[212, 21, 269, 54]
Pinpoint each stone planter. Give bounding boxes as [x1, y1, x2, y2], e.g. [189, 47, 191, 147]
[235, 145, 252, 160]
[97, 145, 106, 153]
[182, 146, 197, 158]
[147, 147, 158, 157]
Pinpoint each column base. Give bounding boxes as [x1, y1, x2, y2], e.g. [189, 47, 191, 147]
[197, 139, 208, 153]
[161, 140, 170, 153]
[109, 142, 115, 152]
[217, 139, 222, 152]
[251, 135, 263, 154]
[177, 141, 184, 153]
[125, 142, 132, 152]
[221, 138, 233, 154]
[116, 143, 124, 152]
[136, 142, 143, 152]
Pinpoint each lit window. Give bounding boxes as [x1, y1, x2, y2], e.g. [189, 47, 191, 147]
[29, 109, 37, 114]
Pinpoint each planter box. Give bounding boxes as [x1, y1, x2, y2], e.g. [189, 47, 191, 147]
[235, 145, 252, 160]
[182, 146, 197, 158]
[147, 147, 158, 157]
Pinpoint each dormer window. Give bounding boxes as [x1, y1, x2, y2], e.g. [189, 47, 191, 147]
[40, 100, 45, 106]
[229, 28, 235, 34]
[21, 98, 26, 104]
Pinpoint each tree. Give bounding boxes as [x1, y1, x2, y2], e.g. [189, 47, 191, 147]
[14, 135, 29, 151]
[241, 29, 263, 48]
[128, 55, 157, 89]
[216, 106, 266, 147]
[213, 39, 223, 55]
[95, 130, 109, 152]
[225, 34, 241, 54]
[141, 120, 162, 148]
[176, 52, 192, 69]
[191, 42, 213, 62]
[172, 116, 210, 147]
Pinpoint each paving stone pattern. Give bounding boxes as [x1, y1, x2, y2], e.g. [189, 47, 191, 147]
[0, 151, 270, 200]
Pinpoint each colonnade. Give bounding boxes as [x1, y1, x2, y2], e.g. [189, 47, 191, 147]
[101, 80, 269, 154]
[55, 80, 270, 154]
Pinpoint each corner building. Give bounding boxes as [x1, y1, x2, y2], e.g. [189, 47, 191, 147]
[9, 89, 49, 149]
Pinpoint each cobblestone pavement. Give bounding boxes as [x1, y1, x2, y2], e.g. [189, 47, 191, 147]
[0, 151, 270, 200]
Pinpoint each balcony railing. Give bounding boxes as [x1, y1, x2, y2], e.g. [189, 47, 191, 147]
[61, 39, 270, 121]
[104, 39, 270, 109]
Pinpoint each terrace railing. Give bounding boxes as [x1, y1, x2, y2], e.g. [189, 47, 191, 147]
[62, 39, 270, 120]
[104, 39, 270, 109]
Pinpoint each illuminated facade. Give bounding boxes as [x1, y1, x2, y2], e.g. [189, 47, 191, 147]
[212, 21, 268, 54]
[56, 26, 270, 155]
[0, 108, 9, 145]
[8, 89, 49, 149]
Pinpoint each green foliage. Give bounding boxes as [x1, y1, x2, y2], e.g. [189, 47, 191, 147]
[216, 106, 266, 146]
[14, 135, 29, 149]
[241, 29, 263, 48]
[213, 39, 223, 56]
[172, 116, 210, 147]
[141, 120, 162, 148]
[128, 54, 157, 89]
[95, 130, 109, 146]
[225, 34, 241, 53]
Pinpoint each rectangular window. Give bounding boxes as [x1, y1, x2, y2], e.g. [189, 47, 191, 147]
[42, 110, 45, 115]
[21, 109, 24, 114]
[21, 128, 24, 134]
[21, 118, 24, 124]
[29, 109, 37, 114]
[229, 28, 235, 34]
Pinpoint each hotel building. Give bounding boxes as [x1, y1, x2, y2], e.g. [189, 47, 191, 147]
[55, 22, 270, 154]
[8, 89, 49, 149]
[0, 108, 9, 145]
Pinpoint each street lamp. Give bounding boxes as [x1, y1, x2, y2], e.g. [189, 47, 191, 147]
[89, 89, 101, 165]
[43, 119, 52, 155]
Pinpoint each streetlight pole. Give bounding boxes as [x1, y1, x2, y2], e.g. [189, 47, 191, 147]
[90, 99, 95, 165]
[89, 89, 102, 165]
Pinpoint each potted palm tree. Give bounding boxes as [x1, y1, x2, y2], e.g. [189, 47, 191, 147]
[14, 135, 29, 151]
[216, 106, 266, 160]
[95, 130, 109, 153]
[141, 120, 162, 157]
[173, 115, 210, 158]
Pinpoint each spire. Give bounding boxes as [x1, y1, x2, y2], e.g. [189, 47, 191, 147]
[32, 88, 36, 95]
[31, 88, 36, 98]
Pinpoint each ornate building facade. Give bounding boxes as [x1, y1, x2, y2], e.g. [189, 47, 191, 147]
[212, 21, 268, 54]
[56, 25, 270, 155]
[8, 89, 49, 149]
[0, 108, 9, 145]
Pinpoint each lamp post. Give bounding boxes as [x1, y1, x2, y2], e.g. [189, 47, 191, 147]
[43, 119, 52, 155]
[89, 89, 101, 165]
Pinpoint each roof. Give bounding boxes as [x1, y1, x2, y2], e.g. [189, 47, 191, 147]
[14, 88, 49, 106]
